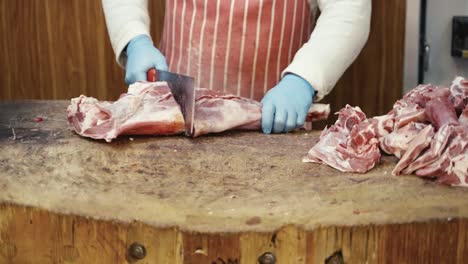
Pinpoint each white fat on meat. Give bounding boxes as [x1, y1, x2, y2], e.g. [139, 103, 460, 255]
[193, 88, 330, 136]
[304, 76, 467, 187]
[67, 82, 185, 142]
[442, 127, 468, 186]
[460, 106, 468, 126]
[303, 105, 381, 173]
[369, 114, 394, 139]
[415, 150, 451, 178]
[415, 127, 468, 186]
[390, 85, 457, 130]
[68, 96, 108, 133]
[380, 122, 427, 158]
[392, 125, 435, 176]
[402, 124, 453, 174]
[450, 154, 468, 187]
[402, 84, 434, 104]
[450, 76, 468, 112]
[303, 104, 331, 131]
[302, 130, 350, 171]
[68, 82, 331, 141]
[306, 104, 332, 122]
[390, 100, 426, 129]
[303, 129, 380, 174]
[193, 92, 262, 137]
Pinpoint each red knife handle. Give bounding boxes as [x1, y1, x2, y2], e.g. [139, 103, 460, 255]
[147, 68, 159, 82]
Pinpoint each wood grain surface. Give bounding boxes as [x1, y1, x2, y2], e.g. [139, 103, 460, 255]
[2, 100, 468, 233]
[0, 0, 405, 118]
[1, 204, 467, 263]
[0, 0, 165, 101]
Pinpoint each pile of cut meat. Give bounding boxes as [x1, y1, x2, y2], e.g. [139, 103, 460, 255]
[67, 82, 331, 141]
[304, 77, 468, 187]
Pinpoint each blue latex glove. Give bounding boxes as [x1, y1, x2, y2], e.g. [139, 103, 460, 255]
[261, 74, 315, 134]
[125, 35, 168, 84]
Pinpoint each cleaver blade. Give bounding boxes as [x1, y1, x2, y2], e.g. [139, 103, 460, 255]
[147, 68, 195, 137]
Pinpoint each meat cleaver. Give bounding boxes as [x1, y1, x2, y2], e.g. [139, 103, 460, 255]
[147, 68, 195, 137]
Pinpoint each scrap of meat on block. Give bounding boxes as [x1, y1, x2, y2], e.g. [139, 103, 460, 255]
[303, 105, 382, 173]
[304, 76, 467, 187]
[68, 82, 331, 142]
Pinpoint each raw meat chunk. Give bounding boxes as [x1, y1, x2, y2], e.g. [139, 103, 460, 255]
[449, 154, 468, 187]
[401, 84, 435, 106]
[304, 76, 467, 187]
[402, 124, 453, 174]
[303, 105, 380, 173]
[401, 84, 450, 108]
[392, 125, 435, 175]
[380, 122, 427, 158]
[460, 106, 468, 126]
[450, 76, 468, 113]
[67, 82, 185, 142]
[303, 129, 350, 171]
[390, 100, 426, 129]
[333, 105, 367, 131]
[193, 89, 262, 137]
[369, 114, 394, 139]
[68, 82, 331, 141]
[424, 91, 459, 129]
[416, 126, 468, 186]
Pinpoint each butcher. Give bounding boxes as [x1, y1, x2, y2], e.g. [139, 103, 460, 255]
[102, 0, 371, 134]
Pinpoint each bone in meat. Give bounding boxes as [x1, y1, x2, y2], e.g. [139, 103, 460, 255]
[416, 127, 468, 186]
[402, 124, 453, 174]
[303, 76, 467, 187]
[303, 105, 381, 173]
[392, 125, 435, 176]
[450, 76, 468, 113]
[380, 122, 427, 158]
[67, 82, 185, 142]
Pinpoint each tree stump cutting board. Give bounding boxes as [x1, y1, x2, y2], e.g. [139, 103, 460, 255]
[1, 101, 467, 263]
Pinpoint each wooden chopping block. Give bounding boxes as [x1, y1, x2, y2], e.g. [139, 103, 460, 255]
[1, 101, 468, 263]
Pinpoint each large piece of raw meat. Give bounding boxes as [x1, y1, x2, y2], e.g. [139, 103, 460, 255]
[68, 83, 186, 142]
[304, 76, 467, 187]
[68, 82, 331, 142]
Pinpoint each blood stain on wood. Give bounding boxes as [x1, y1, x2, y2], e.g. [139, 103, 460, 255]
[246, 216, 262, 226]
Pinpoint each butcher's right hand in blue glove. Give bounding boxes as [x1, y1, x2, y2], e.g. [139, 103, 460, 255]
[125, 35, 168, 85]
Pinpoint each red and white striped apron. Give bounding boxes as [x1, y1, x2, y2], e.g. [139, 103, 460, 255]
[159, 0, 314, 101]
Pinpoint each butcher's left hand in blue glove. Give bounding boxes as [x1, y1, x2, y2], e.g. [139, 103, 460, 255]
[261, 74, 315, 134]
[124, 35, 168, 85]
